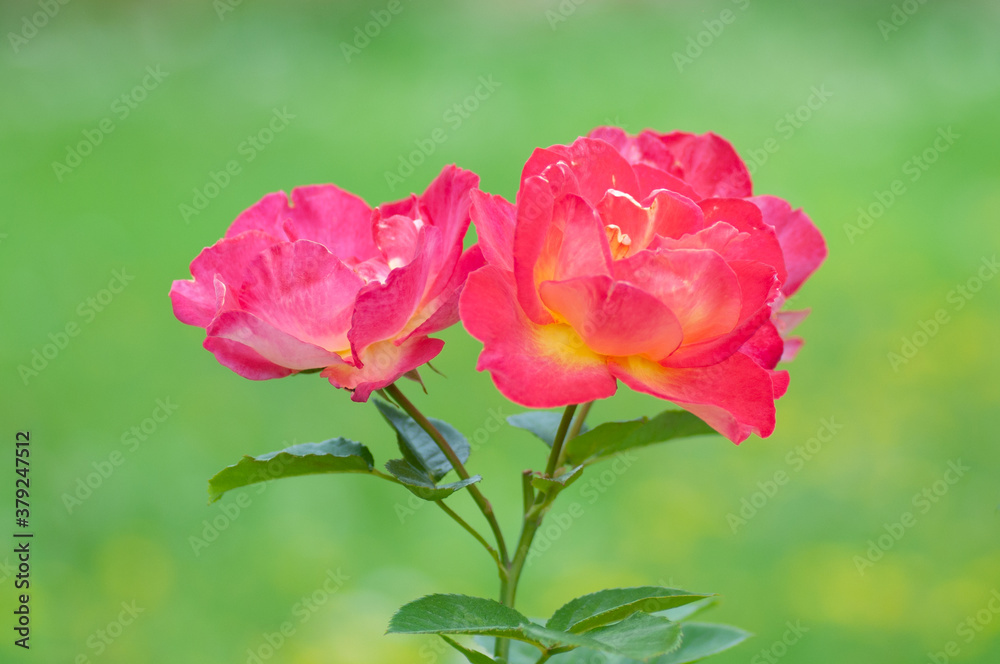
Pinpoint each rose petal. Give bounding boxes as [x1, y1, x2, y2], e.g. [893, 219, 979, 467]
[236, 240, 364, 352]
[632, 163, 702, 200]
[411, 165, 479, 303]
[403, 245, 486, 340]
[202, 337, 297, 380]
[282, 185, 380, 262]
[522, 137, 641, 205]
[539, 275, 683, 360]
[553, 194, 613, 280]
[739, 319, 784, 370]
[649, 131, 753, 199]
[644, 189, 706, 242]
[415, 165, 478, 244]
[470, 189, 517, 272]
[170, 279, 213, 328]
[378, 193, 420, 220]
[348, 227, 438, 361]
[781, 337, 804, 363]
[750, 195, 827, 296]
[322, 336, 444, 402]
[777, 308, 811, 335]
[595, 190, 649, 252]
[460, 266, 617, 407]
[373, 212, 420, 268]
[170, 230, 279, 328]
[770, 369, 790, 398]
[660, 259, 779, 368]
[585, 127, 702, 199]
[207, 307, 347, 372]
[225, 192, 292, 239]
[596, 189, 705, 255]
[614, 249, 742, 344]
[609, 351, 778, 443]
[587, 126, 633, 157]
[513, 175, 559, 324]
[698, 199, 787, 285]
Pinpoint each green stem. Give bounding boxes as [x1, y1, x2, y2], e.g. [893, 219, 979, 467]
[374, 468, 502, 573]
[497, 404, 583, 660]
[566, 401, 592, 445]
[372, 468, 403, 484]
[521, 470, 535, 514]
[383, 384, 510, 570]
[435, 501, 502, 570]
[544, 404, 577, 478]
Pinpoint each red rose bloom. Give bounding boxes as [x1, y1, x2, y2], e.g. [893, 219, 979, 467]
[460, 129, 826, 442]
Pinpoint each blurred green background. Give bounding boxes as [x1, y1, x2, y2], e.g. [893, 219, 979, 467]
[2, 0, 999, 662]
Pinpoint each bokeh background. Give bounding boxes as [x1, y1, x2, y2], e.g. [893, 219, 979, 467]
[2, 0, 999, 662]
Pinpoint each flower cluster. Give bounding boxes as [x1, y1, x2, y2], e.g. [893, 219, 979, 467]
[171, 128, 825, 442]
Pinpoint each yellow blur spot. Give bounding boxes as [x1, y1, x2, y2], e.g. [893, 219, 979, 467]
[784, 545, 911, 628]
[98, 535, 176, 608]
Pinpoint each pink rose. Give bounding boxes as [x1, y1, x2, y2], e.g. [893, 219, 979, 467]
[170, 165, 482, 402]
[588, 127, 827, 362]
[459, 130, 826, 442]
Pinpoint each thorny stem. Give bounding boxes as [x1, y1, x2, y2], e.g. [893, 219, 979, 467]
[383, 384, 510, 571]
[498, 403, 588, 660]
[380, 388, 595, 662]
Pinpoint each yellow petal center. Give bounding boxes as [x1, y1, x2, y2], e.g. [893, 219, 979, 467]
[605, 224, 632, 260]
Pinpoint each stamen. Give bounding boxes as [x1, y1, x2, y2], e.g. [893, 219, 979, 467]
[605, 224, 632, 260]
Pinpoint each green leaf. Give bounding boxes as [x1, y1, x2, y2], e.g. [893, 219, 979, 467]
[654, 622, 751, 664]
[563, 411, 715, 466]
[658, 597, 717, 623]
[549, 622, 748, 663]
[473, 637, 537, 664]
[440, 635, 497, 663]
[588, 613, 682, 662]
[508, 411, 588, 447]
[531, 465, 584, 493]
[388, 594, 529, 640]
[547, 587, 713, 634]
[207, 438, 374, 503]
[521, 623, 614, 651]
[385, 459, 482, 501]
[375, 399, 470, 481]
[387, 595, 609, 653]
